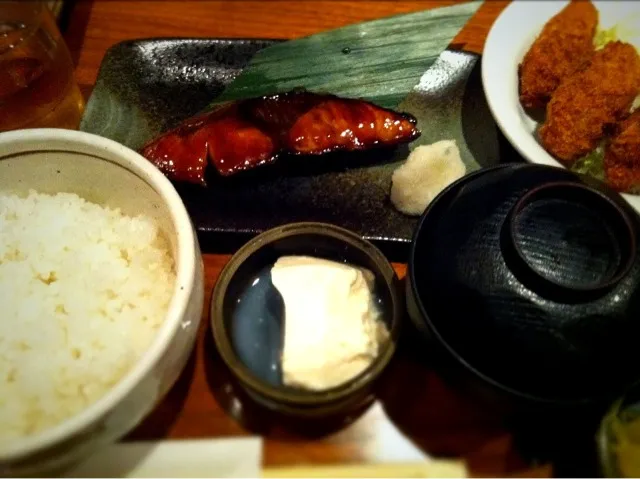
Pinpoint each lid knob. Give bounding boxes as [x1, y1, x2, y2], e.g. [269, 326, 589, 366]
[501, 181, 636, 298]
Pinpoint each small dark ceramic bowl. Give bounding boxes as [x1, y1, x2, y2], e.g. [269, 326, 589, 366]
[211, 222, 402, 417]
[406, 163, 640, 416]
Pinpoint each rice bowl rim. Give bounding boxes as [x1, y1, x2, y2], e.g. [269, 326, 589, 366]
[0, 128, 197, 462]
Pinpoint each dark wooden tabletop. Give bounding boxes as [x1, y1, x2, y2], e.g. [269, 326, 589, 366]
[62, 1, 553, 476]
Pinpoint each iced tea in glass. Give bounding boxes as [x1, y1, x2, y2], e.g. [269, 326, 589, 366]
[0, 1, 84, 131]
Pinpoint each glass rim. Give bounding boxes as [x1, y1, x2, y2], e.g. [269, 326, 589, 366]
[0, 1, 51, 58]
[598, 401, 623, 478]
[597, 388, 640, 478]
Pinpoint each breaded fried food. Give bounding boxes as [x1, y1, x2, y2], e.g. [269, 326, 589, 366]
[539, 41, 640, 164]
[519, 1, 598, 110]
[604, 110, 640, 192]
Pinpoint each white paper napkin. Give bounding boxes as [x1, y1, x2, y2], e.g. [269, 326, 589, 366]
[63, 437, 263, 478]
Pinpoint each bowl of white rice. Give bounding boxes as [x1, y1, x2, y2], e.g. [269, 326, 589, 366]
[0, 129, 204, 476]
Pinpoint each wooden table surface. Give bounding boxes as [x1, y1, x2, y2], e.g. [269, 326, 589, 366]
[62, 1, 553, 476]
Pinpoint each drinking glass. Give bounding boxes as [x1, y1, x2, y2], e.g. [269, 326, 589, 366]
[0, 1, 84, 131]
[598, 385, 640, 477]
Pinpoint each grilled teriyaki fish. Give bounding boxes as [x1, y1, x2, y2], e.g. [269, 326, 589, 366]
[140, 90, 420, 185]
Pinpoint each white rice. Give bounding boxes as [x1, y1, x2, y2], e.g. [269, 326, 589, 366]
[0, 190, 176, 445]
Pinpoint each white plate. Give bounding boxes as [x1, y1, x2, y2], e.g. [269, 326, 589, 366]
[482, 0, 640, 213]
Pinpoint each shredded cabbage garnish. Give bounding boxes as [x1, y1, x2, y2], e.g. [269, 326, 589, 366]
[595, 25, 620, 49]
[594, 15, 640, 50]
[570, 144, 605, 182]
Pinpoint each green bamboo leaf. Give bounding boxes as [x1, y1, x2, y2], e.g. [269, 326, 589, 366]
[211, 1, 482, 110]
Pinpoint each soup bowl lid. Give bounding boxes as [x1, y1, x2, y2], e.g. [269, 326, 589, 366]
[409, 163, 640, 405]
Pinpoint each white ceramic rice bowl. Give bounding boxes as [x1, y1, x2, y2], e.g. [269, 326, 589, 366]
[0, 129, 204, 476]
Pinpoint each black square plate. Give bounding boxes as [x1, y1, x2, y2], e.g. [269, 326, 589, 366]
[80, 39, 518, 261]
